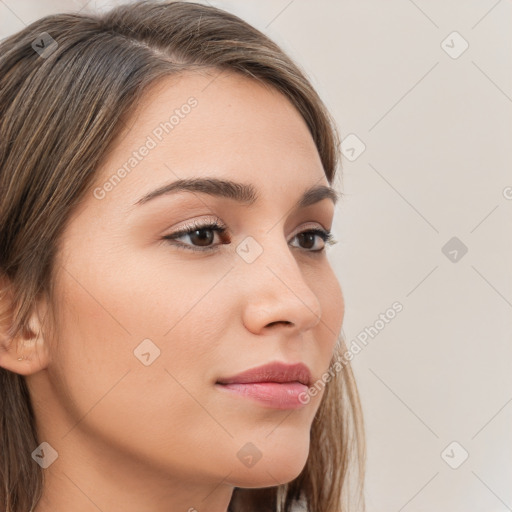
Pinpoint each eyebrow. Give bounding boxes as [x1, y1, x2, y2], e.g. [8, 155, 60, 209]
[133, 177, 340, 209]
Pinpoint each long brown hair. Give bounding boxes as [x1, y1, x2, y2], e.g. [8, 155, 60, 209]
[0, 2, 365, 510]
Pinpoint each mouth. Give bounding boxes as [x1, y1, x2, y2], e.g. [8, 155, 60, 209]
[216, 361, 313, 387]
[215, 361, 313, 410]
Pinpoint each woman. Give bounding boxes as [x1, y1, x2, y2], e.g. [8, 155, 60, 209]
[0, 1, 365, 511]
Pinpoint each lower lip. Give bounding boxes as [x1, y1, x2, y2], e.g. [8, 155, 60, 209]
[215, 382, 309, 409]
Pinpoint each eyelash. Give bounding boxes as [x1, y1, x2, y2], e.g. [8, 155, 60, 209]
[162, 219, 337, 254]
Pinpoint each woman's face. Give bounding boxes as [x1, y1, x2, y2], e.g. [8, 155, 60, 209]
[27, 70, 344, 506]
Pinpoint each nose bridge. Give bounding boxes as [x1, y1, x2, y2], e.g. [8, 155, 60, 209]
[236, 231, 322, 333]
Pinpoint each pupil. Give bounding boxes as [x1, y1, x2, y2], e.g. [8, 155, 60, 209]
[192, 229, 213, 246]
[299, 233, 315, 249]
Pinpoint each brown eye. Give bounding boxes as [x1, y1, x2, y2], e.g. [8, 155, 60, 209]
[163, 221, 335, 254]
[291, 228, 335, 252]
[187, 228, 215, 247]
[163, 220, 228, 252]
[297, 232, 316, 250]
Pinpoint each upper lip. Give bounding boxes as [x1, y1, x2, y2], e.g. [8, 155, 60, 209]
[216, 361, 313, 387]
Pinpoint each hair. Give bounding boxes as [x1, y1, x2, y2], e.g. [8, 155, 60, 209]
[0, 1, 366, 511]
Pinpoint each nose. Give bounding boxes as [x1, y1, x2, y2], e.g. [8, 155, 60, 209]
[239, 235, 323, 336]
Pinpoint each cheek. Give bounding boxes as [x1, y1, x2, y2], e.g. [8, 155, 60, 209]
[315, 264, 344, 353]
[48, 249, 232, 446]
[51, 249, 227, 379]
[46, 234, 339, 481]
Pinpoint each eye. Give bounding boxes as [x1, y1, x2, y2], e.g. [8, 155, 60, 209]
[291, 227, 337, 252]
[162, 219, 337, 253]
[162, 219, 228, 253]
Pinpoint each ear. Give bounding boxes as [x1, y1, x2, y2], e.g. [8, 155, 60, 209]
[0, 274, 51, 376]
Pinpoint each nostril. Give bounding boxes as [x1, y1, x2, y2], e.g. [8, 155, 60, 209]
[267, 320, 292, 328]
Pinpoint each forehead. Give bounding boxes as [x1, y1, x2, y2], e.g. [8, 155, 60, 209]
[89, 70, 327, 213]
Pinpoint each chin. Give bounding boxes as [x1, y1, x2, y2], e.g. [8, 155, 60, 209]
[228, 441, 310, 488]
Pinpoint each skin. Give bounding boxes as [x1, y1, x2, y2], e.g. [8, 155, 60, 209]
[0, 70, 344, 512]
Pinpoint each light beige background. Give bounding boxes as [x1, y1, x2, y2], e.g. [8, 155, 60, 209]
[1, 1, 511, 510]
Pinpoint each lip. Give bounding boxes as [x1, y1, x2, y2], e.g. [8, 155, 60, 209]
[216, 361, 313, 387]
[215, 361, 312, 410]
